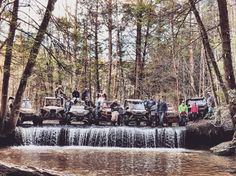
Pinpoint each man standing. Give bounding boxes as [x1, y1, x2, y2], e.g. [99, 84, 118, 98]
[81, 88, 89, 101]
[72, 88, 80, 104]
[110, 100, 120, 126]
[159, 97, 168, 127]
[55, 85, 65, 106]
[178, 101, 188, 125]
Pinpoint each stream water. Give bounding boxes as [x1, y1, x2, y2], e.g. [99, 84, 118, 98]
[0, 126, 235, 175]
[0, 146, 235, 176]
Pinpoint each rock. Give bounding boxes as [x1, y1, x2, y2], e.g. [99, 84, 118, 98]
[185, 120, 231, 149]
[210, 141, 236, 156]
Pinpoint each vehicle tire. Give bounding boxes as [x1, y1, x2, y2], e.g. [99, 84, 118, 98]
[95, 120, 99, 125]
[33, 118, 38, 126]
[123, 115, 129, 126]
[117, 115, 121, 126]
[16, 118, 22, 126]
[59, 120, 66, 125]
[136, 120, 140, 126]
[38, 119, 43, 125]
[146, 120, 152, 127]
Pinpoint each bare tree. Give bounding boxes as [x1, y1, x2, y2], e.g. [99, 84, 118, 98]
[107, 0, 113, 100]
[134, 0, 143, 98]
[217, 0, 236, 132]
[0, 0, 19, 121]
[5, 0, 57, 134]
[188, 0, 229, 103]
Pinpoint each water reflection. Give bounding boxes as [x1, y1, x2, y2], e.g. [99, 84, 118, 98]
[0, 147, 235, 176]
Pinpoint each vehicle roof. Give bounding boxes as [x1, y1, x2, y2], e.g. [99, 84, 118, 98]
[187, 97, 206, 100]
[102, 101, 113, 103]
[44, 97, 60, 99]
[125, 99, 143, 102]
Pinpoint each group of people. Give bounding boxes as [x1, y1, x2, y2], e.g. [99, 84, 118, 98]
[54, 85, 92, 112]
[145, 97, 168, 127]
[145, 94, 216, 126]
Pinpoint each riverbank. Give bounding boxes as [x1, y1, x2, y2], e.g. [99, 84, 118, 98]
[0, 163, 57, 176]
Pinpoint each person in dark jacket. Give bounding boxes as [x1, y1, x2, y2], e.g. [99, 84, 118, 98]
[81, 88, 89, 101]
[85, 96, 95, 108]
[72, 88, 80, 104]
[158, 97, 168, 127]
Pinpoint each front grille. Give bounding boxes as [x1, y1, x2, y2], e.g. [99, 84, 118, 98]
[50, 109, 56, 113]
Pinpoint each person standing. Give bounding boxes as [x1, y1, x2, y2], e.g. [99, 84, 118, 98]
[178, 101, 188, 125]
[55, 85, 65, 106]
[159, 97, 168, 127]
[81, 88, 90, 101]
[72, 88, 80, 104]
[110, 100, 120, 125]
[191, 102, 199, 122]
[85, 96, 95, 108]
[207, 93, 215, 115]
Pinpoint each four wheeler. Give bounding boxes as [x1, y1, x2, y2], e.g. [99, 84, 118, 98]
[66, 100, 93, 125]
[186, 97, 208, 120]
[36, 97, 65, 125]
[15, 96, 188, 127]
[122, 99, 150, 126]
[97, 101, 122, 125]
[163, 104, 179, 127]
[16, 99, 38, 126]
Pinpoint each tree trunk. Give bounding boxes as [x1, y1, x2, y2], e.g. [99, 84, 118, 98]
[217, 0, 236, 128]
[95, 0, 100, 92]
[72, 0, 79, 90]
[189, 0, 229, 104]
[134, 1, 142, 98]
[217, 0, 236, 90]
[170, 5, 180, 105]
[117, 28, 125, 102]
[189, 12, 196, 96]
[5, 0, 57, 134]
[0, 0, 19, 122]
[82, 21, 88, 89]
[107, 0, 113, 100]
[47, 56, 54, 96]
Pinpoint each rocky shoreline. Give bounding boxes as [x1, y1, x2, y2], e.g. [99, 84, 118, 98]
[0, 164, 58, 176]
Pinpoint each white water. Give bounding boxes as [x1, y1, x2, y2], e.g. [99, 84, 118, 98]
[15, 126, 186, 148]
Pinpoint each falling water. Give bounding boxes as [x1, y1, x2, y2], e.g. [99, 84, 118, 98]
[15, 126, 186, 148]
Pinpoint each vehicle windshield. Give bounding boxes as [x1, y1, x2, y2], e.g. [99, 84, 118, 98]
[127, 101, 145, 110]
[21, 100, 32, 109]
[70, 105, 84, 111]
[45, 98, 61, 107]
[188, 99, 206, 106]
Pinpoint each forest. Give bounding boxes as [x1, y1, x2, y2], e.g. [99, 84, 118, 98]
[0, 0, 236, 175]
[0, 0, 235, 146]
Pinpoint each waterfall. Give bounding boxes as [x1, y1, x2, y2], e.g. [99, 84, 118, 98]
[15, 126, 186, 148]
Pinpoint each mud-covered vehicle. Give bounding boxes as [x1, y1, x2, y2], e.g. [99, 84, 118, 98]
[186, 97, 208, 120]
[98, 101, 113, 121]
[122, 99, 150, 126]
[163, 104, 179, 126]
[17, 99, 38, 126]
[66, 100, 93, 125]
[36, 97, 65, 125]
[96, 101, 122, 125]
